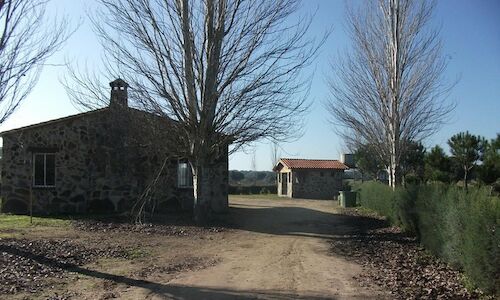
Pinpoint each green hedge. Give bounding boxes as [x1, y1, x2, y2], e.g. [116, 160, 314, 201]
[228, 185, 277, 195]
[357, 182, 499, 295]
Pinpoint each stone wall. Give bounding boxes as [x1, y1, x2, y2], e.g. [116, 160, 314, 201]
[291, 170, 343, 199]
[0, 107, 228, 215]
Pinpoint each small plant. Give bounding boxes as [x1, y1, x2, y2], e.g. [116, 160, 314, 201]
[125, 248, 149, 259]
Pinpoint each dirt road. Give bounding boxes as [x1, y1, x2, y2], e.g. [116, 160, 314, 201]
[126, 197, 388, 299]
[5, 196, 388, 300]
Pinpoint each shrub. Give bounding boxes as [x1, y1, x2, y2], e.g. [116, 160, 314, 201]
[228, 185, 277, 195]
[458, 187, 499, 293]
[259, 187, 270, 194]
[358, 181, 398, 223]
[357, 181, 499, 295]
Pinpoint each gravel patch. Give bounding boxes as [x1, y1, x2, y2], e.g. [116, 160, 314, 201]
[72, 220, 226, 236]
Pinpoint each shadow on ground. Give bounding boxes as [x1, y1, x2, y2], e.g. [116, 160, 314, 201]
[1, 245, 336, 300]
[21, 200, 389, 241]
[2, 199, 399, 299]
[216, 202, 388, 240]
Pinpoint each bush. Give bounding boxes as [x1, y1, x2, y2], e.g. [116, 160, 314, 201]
[458, 188, 498, 293]
[259, 187, 270, 194]
[228, 185, 277, 195]
[358, 181, 398, 223]
[357, 181, 499, 295]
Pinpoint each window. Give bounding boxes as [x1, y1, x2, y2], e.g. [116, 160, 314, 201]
[177, 161, 193, 188]
[320, 171, 324, 177]
[33, 153, 56, 187]
[288, 172, 292, 183]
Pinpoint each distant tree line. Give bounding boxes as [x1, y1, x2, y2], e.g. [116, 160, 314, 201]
[354, 132, 500, 191]
[229, 170, 276, 187]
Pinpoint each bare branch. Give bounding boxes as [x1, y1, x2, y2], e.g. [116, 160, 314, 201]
[0, 0, 73, 124]
[63, 0, 327, 222]
[326, 0, 455, 188]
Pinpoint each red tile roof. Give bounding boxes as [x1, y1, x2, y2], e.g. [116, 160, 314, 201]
[278, 158, 348, 170]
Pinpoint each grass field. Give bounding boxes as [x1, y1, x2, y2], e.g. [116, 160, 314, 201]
[0, 214, 71, 230]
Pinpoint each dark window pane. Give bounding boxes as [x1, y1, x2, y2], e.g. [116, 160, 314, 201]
[178, 162, 193, 187]
[178, 162, 187, 187]
[45, 154, 55, 186]
[34, 154, 45, 186]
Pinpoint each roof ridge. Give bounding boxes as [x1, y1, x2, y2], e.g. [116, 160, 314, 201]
[0, 107, 110, 136]
[281, 158, 340, 161]
[0, 107, 177, 136]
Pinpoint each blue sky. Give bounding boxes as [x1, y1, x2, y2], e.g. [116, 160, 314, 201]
[0, 0, 498, 171]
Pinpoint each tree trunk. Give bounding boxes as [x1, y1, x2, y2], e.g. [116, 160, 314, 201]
[389, 163, 399, 191]
[463, 167, 468, 191]
[389, 126, 400, 190]
[387, 166, 392, 187]
[192, 164, 213, 224]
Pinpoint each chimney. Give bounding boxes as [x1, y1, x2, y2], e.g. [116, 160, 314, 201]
[109, 78, 129, 108]
[341, 153, 355, 168]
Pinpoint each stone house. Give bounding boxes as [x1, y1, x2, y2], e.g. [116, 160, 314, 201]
[0, 79, 228, 215]
[273, 158, 348, 199]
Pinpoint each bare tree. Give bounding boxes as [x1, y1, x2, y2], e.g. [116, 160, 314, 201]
[251, 149, 257, 185]
[0, 0, 71, 124]
[326, 0, 454, 189]
[270, 141, 280, 170]
[64, 0, 326, 222]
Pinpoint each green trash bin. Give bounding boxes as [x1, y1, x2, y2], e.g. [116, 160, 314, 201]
[339, 191, 356, 207]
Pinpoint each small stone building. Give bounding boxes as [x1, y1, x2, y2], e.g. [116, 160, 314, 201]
[0, 79, 228, 215]
[273, 158, 348, 199]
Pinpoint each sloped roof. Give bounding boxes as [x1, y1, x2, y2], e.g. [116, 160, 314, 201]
[0, 108, 109, 136]
[275, 158, 348, 171]
[0, 107, 176, 136]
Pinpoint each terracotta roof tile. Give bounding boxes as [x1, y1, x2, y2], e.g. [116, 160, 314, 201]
[279, 158, 348, 170]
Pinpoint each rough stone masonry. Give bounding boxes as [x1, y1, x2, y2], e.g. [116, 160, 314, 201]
[0, 79, 228, 215]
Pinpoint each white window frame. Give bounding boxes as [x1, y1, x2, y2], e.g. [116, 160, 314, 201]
[177, 161, 193, 188]
[33, 153, 56, 187]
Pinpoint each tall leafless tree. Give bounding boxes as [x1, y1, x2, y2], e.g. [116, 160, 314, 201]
[0, 0, 71, 124]
[270, 141, 280, 170]
[64, 0, 326, 222]
[326, 0, 454, 189]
